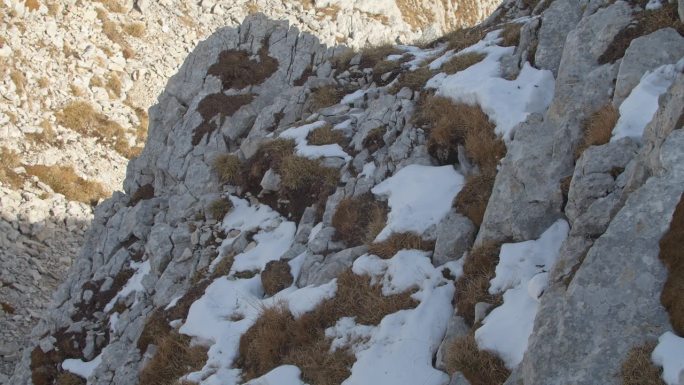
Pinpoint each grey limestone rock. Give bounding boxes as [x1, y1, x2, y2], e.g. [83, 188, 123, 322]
[433, 210, 476, 266]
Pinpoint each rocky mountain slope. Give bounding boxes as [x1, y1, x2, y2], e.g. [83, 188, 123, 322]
[0, 0, 499, 378]
[7, 0, 684, 384]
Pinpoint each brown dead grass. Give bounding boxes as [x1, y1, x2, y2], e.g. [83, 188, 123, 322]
[362, 126, 386, 153]
[499, 23, 522, 47]
[56, 101, 137, 158]
[207, 198, 233, 220]
[0, 146, 24, 189]
[106, 73, 122, 98]
[600, 3, 683, 64]
[308, 85, 343, 111]
[238, 270, 417, 383]
[25, 164, 107, 205]
[55, 373, 85, 385]
[122, 22, 146, 38]
[368, 232, 435, 259]
[213, 154, 242, 185]
[659, 192, 684, 336]
[138, 331, 208, 385]
[442, 52, 486, 75]
[10, 69, 26, 96]
[129, 183, 154, 206]
[307, 124, 347, 146]
[445, 333, 510, 385]
[207, 43, 279, 90]
[395, 0, 435, 29]
[575, 104, 619, 159]
[359, 45, 402, 69]
[440, 26, 487, 52]
[454, 172, 496, 227]
[620, 341, 665, 385]
[192, 93, 254, 145]
[23, 0, 40, 11]
[95, 8, 134, 58]
[454, 242, 504, 326]
[332, 193, 388, 246]
[418, 95, 502, 167]
[243, 139, 296, 190]
[26, 120, 57, 146]
[392, 67, 436, 92]
[261, 260, 294, 296]
[95, 0, 125, 13]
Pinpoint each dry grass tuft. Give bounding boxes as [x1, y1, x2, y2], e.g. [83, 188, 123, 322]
[358, 45, 402, 69]
[106, 73, 122, 98]
[280, 156, 338, 192]
[454, 242, 503, 326]
[445, 333, 510, 385]
[308, 85, 343, 111]
[659, 192, 684, 336]
[440, 27, 487, 52]
[56, 101, 137, 158]
[442, 52, 486, 75]
[332, 193, 388, 246]
[261, 260, 294, 296]
[600, 3, 683, 64]
[620, 341, 665, 385]
[362, 126, 386, 153]
[499, 23, 522, 47]
[368, 232, 435, 259]
[10, 69, 26, 96]
[418, 95, 502, 166]
[306, 124, 347, 146]
[392, 67, 436, 92]
[207, 44, 279, 90]
[243, 139, 296, 190]
[129, 183, 154, 206]
[454, 172, 496, 227]
[25, 164, 107, 205]
[395, 0, 435, 29]
[95, 8, 134, 57]
[55, 373, 85, 385]
[207, 198, 233, 220]
[213, 154, 242, 185]
[122, 22, 146, 38]
[138, 331, 208, 385]
[575, 104, 619, 159]
[23, 0, 40, 11]
[0, 146, 24, 189]
[193, 93, 254, 145]
[238, 270, 417, 383]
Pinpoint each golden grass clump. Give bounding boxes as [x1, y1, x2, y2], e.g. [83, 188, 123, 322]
[441, 26, 487, 52]
[106, 73, 122, 98]
[362, 126, 386, 153]
[368, 232, 435, 259]
[26, 120, 57, 146]
[308, 85, 343, 111]
[213, 154, 242, 185]
[238, 270, 417, 384]
[23, 0, 40, 11]
[442, 52, 486, 75]
[280, 156, 338, 192]
[499, 23, 522, 47]
[658, 192, 684, 336]
[138, 331, 208, 385]
[10, 69, 27, 96]
[358, 45, 402, 69]
[207, 198, 233, 220]
[395, 0, 435, 29]
[0, 146, 23, 189]
[306, 124, 347, 146]
[454, 172, 496, 227]
[95, 0, 125, 13]
[332, 193, 388, 246]
[445, 333, 510, 385]
[575, 104, 619, 159]
[122, 22, 146, 38]
[24, 164, 107, 204]
[620, 341, 665, 385]
[391, 67, 436, 93]
[261, 260, 294, 296]
[453, 242, 503, 326]
[56, 101, 138, 158]
[599, 3, 683, 64]
[207, 45, 279, 90]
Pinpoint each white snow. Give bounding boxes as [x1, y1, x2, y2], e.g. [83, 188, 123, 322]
[371, 164, 464, 241]
[338, 250, 459, 385]
[280, 120, 352, 161]
[180, 275, 340, 385]
[426, 30, 556, 140]
[645, 0, 664, 10]
[475, 220, 569, 369]
[652, 332, 684, 385]
[103, 260, 151, 312]
[62, 354, 102, 379]
[611, 64, 677, 142]
[230, 220, 296, 273]
[244, 365, 307, 385]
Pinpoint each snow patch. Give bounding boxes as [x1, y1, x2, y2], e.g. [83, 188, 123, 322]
[103, 260, 151, 312]
[611, 64, 677, 142]
[244, 365, 307, 385]
[62, 354, 102, 379]
[475, 220, 569, 369]
[652, 332, 684, 385]
[280, 120, 352, 161]
[371, 164, 464, 241]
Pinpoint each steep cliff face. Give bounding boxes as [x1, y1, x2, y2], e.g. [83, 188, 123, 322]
[9, 1, 684, 384]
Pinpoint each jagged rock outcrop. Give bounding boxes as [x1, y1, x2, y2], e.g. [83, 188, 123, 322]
[9, 1, 684, 385]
